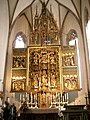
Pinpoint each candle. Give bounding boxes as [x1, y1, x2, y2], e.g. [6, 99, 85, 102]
[31, 92, 32, 103]
[19, 94, 21, 101]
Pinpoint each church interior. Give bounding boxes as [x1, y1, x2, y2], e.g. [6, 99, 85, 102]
[0, 0, 90, 120]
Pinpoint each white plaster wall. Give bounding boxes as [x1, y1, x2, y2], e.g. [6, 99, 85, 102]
[82, 0, 90, 92]
[0, 0, 9, 90]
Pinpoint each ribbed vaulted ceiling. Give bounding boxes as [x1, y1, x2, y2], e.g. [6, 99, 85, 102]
[7, 0, 81, 29]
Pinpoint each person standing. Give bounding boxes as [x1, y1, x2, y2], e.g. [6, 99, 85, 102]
[11, 103, 17, 120]
[2, 101, 11, 120]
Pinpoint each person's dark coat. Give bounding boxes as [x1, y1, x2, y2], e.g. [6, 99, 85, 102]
[2, 101, 11, 120]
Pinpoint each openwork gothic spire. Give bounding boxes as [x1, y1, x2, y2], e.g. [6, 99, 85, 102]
[29, 2, 60, 46]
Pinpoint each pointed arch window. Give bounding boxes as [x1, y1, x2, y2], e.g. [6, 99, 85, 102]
[13, 32, 27, 48]
[84, 8, 90, 60]
[86, 19, 90, 60]
[15, 35, 25, 48]
[67, 30, 77, 47]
